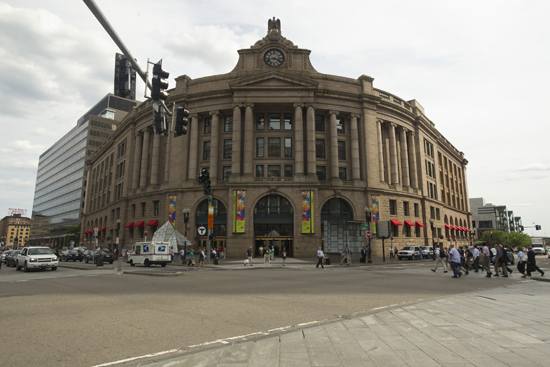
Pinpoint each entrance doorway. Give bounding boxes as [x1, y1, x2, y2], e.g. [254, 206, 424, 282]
[254, 195, 294, 257]
[255, 237, 293, 257]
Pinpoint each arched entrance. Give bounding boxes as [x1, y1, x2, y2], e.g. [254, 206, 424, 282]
[195, 199, 227, 254]
[254, 194, 294, 257]
[321, 198, 356, 253]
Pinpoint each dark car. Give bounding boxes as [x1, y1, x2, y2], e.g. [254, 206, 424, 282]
[60, 250, 83, 262]
[5, 250, 20, 267]
[84, 248, 114, 264]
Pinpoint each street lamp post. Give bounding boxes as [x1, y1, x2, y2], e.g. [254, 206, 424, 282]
[182, 208, 190, 254]
[116, 219, 122, 271]
[364, 205, 373, 263]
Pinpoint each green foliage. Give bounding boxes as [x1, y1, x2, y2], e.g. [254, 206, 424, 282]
[480, 230, 530, 248]
[65, 224, 81, 241]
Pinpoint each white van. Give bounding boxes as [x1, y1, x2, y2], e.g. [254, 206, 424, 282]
[128, 242, 170, 267]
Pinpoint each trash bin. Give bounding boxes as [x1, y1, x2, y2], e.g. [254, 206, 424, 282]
[214, 258, 219, 265]
[97, 255, 104, 266]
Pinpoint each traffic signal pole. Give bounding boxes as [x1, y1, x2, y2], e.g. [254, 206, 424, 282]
[207, 195, 212, 265]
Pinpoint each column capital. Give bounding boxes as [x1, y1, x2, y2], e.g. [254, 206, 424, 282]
[244, 103, 254, 109]
[328, 110, 339, 116]
[409, 131, 416, 137]
[135, 130, 143, 137]
[293, 103, 305, 108]
[233, 103, 243, 109]
[209, 110, 220, 116]
[390, 122, 398, 128]
[350, 114, 361, 119]
[189, 114, 199, 119]
[377, 119, 384, 124]
[401, 126, 409, 133]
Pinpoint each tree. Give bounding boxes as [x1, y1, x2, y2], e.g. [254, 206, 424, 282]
[506, 232, 531, 248]
[481, 230, 530, 248]
[65, 224, 81, 246]
[481, 230, 506, 247]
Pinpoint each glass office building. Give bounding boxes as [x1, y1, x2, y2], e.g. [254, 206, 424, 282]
[29, 94, 138, 247]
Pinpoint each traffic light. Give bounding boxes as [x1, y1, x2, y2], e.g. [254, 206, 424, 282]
[198, 168, 208, 185]
[175, 105, 190, 137]
[204, 175, 212, 195]
[151, 61, 169, 102]
[520, 226, 524, 232]
[536, 225, 542, 230]
[152, 107, 167, 135]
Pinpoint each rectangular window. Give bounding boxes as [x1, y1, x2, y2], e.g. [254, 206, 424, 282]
[267, 165, 281, 177]
[223, 166, 231, 181]
[315, 115, 325, 132]
[416, 226, 421, 237]
[284, 113, 292, 130]
[256, 113, 265, 130]
[405, 226, 411, 237]
[316, 139, 325, 159]
[268, 137, 281, 157]
[337, 118, 345, 134]
[316, 166, 326, 181]
[141, 202, 146, 217]
[430, 206, 435, 219]
[130, 227, 134, 239]
[338, 167, 347, 181]
[391, 224, 399, 237]
[404, 202, 410, 216]
[223, 139, 232, 159]
[203, 141, 211, 160]
[268, 113, 281, 130]
[389, 200, 397, 215]
[203, 117, 212, 134]
[112, 209, 115, 222]
[414, 203, 419, 217]
[153, 201, 159, 216]
[256, 138, 264, 157]
[284, 138, 292, 157]
[338, 141, 346, 160]
[436, 208, 440, 220]
[132, 204, 135, 218]
[116, 207, 120, 220]
[284, 165, 293, 177]
[224, 115, 233, 132]
[256, 165, 264, 177]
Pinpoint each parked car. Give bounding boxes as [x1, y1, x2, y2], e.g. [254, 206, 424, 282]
[2, 250, 10, 263]
[398, 246, 421, 260]
[84, 248, 114, 264]
[60, 250, 83, 262]
[420, 246, 434, 259]
[16, 246, 58, 272]
[5, 250, 20, 267]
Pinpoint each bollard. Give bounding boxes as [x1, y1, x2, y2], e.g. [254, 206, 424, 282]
[97, 255, 104, 266]
[117, 257, 122, 271]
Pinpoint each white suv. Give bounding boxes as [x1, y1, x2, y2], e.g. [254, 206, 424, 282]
[16, 247, 58, 272]
[398, 246, 420, 260]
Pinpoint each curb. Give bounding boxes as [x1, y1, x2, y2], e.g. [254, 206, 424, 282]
[122, 270, 186, 277]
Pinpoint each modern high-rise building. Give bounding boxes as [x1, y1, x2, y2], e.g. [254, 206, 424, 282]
[28, 94, 138, 247]
[469, 197, 522, 240]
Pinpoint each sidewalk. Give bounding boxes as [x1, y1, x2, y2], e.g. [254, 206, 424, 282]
[127, 281, 550, 367]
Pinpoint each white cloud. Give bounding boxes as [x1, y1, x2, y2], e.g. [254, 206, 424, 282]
[0, 178, 35, 188]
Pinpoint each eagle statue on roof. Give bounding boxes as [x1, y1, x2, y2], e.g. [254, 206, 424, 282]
[268, 17, 281, 34]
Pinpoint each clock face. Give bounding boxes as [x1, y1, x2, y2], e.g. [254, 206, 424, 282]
[264, 49, 285, 67]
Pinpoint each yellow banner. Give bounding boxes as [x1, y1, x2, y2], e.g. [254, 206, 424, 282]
[301, 191, 313, 233]
[234, 190, 245, 233]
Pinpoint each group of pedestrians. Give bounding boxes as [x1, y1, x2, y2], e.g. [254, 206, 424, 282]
[431, 243, 544, 279]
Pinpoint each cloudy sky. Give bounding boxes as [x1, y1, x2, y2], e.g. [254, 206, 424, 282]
[0, 0, 548, 237]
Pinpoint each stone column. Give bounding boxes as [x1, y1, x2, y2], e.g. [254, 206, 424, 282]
[408, 131, 418, 189]
[377, 120, 385, 183]
[231, 105, 242, 179]
[242, 104, 254, 178]
[209, 111, 220, 183]
[293, 103, 305, 178]
[139, 128, 150, 188]
[306, 105, 316, 178]
[132, 132, 143, 190]
[399, 127, 410, 187]
[150, 133, 161, 186]
[388, 123, 399, 185]
[350, 114, 360, 181]
[328, 111, 339, 180]
[187, 115, 199, 180]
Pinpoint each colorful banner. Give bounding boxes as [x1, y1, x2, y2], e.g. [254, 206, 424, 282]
[233, 190, 246, 233]
[301, 191, 314, 233]
[169, 195, 176, 228]
[372, 195, 379, 234]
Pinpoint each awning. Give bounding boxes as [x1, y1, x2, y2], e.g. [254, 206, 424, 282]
[444, 224, 452, 229]
[124, 222, 134, 228]
[404, 220, 415, 226]
[146, 220, 159, 226]
[84, 230, 89, 234]
[459, 227, 465, 231]
[99, 227, 106, 231]
[134, 221, 145, 227]
[415, 221, 425, 227]
[390, 219, 402, 226]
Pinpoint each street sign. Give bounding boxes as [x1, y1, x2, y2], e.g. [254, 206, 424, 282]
[208, 206, 214, 229]
[365, 231, 372, 238]
[94, 227, 98, 237]
[360, 225, 369, 231]
[197, 226, 206, 236]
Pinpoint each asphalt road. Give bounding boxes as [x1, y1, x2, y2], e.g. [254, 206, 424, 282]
[1, 256, 548, 367]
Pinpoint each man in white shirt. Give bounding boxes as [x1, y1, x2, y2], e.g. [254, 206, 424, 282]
[431, 246, 448, 273]
[482, 244, 493, 278]
[517, 249, 527, 278]
[472, 245, 480, 273]
[448, 244, 463, 278]
[316, 247, 324, 268]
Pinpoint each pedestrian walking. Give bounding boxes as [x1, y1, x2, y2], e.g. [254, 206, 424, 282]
[517, 248, 527, 278]
[246, 246, 253, 266]
[448, 244, 463, 278]
[199, 247, 206, 269]
[482, 243, 493, 277]
[472, 245, 480, 272]
[361, 246, 367, 263]
[282, 247, 287, 266]
[526, 246, 544, 277]
[269, 246, 275, 261]
[316, 247, 324, 268]
[494, 245, 509, 277]
[186, 250, 196, 271]
[340, 245, 350, 265]
[444, 247, 450, 269]
[389, 247, 394, 261]
[180, 248, 185, 264]
[431, 246, 448, 273]
[259, 246, 264, 257]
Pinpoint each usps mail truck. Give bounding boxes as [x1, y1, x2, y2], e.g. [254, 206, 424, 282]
[128, 242, 171, 267]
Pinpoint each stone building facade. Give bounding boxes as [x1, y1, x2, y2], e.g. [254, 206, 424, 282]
[80, 20, 471, 257]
